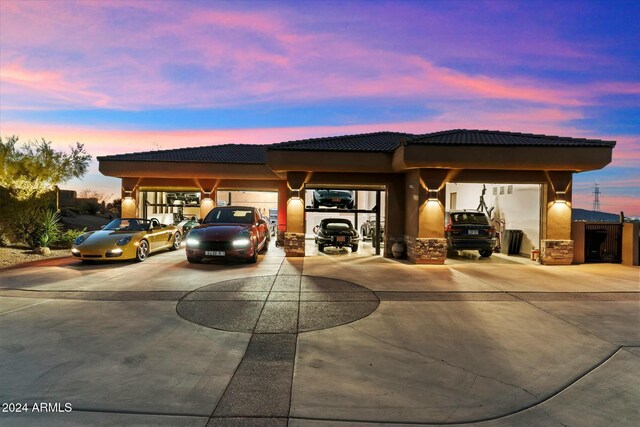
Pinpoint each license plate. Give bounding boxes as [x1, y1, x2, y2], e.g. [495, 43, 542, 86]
[205, 251, 225, 256]
[336, 236, 346, 242]
[468, 230, 479, 235]
[332, 198, 341, 202]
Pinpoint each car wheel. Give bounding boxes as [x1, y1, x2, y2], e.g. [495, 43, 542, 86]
[169, 232, 181, 251]
[313, 199, 319, 208]
[361, 227, 367, 240]
[351, 244, 359, 252]
[187, 256, 201, 264]
[136, 240, 149, 262]
[479, 249, 493, 257]
[318, 243, 324, 252]
[261, 239, 269, 252]
[248, 242, 258, 263]
[347, 200, 355, 209]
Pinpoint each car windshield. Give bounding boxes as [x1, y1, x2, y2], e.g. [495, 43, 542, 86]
[204, 208, 254, 224]
[323, 221, 352, 231]
[103, 218, 150, 231]
[450, 213, 490, 225]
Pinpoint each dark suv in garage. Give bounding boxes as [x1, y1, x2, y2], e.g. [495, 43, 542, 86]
[445, 210, 497, 257]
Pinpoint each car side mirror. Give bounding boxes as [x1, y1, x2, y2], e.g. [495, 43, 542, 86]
[313, 226, 319, 234]
[257, 218, 267, 226]
[198, 218, 203, 224]
[100, 225, 105, 229]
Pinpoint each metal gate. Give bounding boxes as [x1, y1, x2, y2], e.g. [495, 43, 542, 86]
[584, 223, 623, 263]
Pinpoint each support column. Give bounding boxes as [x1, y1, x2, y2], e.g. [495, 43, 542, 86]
[541, 172, 574, 265]
[284, 172, 306, 257]
[405, 169, 448, 264]
[121, 179, 139, 218]
[199, 189, 216, 219]
[384, 175, 405, 258]
[277, 181, 288, 249]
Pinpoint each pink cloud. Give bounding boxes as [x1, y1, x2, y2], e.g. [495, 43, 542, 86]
[2, 1, 635, 111]
[1, 63, 111, 108]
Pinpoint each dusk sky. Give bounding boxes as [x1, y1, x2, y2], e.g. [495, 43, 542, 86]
[1, 0, 638, 214]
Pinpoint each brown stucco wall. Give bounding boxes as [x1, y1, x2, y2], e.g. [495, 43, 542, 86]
[267, 150, 395, 173]
[400, 145, 612, 172]
[100, 161, 279, 180]
[622, 222, 639, 266]
[572, 222, 586, 264]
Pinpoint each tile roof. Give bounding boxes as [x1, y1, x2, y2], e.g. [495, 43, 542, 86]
[97, 144, 267, 164]
[267, 131, 415, 152]
[406, 129, 616, 147]
[96, 129, 616, 164]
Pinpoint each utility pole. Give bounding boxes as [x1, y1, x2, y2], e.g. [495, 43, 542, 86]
[592, 182, 601, 211]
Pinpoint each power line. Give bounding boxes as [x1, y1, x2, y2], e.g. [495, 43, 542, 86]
[592, 182, 601, 211]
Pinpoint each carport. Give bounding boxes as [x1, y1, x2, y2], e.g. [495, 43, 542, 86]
[98, 129, 615, 265]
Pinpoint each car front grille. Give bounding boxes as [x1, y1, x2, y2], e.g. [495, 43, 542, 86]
[200, 241, 234, 251]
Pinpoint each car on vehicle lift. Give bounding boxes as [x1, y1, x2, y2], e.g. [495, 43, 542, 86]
[445, 210, 497, 257]
[312, 189, 354, 209]
[314, 218, 360, 252]
[185, 206, 270, 263]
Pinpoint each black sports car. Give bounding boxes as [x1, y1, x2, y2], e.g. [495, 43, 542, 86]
[314, 218, 360, 252]
[312, 189, 354, 209]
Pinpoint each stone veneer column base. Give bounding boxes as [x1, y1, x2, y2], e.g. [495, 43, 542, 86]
[405, 235, 447, 264]
[284, 232, 305, 257]
[540, 239, 573, 265]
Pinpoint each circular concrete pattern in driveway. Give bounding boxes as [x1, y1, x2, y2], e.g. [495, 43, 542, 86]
[176, 275, 379, 333]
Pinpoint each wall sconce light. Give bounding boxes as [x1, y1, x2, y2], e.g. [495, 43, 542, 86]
[290, 189, 301, 199]
[124, 190, 133, 199]
[428, 190, 439, 201]
[555, 191, 566, 203]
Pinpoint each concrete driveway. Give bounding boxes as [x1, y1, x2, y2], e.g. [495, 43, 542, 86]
[0, 243, 638, 426]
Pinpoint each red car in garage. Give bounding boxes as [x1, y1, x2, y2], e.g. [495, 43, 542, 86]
[185, 206, 270, 263]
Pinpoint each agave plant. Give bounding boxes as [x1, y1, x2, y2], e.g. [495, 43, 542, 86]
[38, 209, 61, 248]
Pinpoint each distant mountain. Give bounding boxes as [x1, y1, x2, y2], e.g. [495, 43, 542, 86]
[572, 208, 620, 222]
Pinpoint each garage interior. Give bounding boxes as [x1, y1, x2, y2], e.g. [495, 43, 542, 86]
[304, 187, 386, 256]
[445, 182, 542, 258]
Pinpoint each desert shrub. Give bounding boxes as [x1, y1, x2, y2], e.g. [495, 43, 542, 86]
[53, 228, 86, 249]
[80, 201, 100, 215]
[60, 208, 78, 217]
[13, 208, 61, 249]
[39, 210, 61, 248]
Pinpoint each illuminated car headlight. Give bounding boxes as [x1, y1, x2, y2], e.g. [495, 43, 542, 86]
[74, 235, 86, 245]
[186, 238, 200, 246]
[71, 248, 80, 254]
[232, 238, 251, 248]
[116, 236, 131, 246]
[110, 248, 123, 254]
[186, 229, 201, 247]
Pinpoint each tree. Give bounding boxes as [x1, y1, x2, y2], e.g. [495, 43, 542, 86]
[78, 188, 113, 203]
[0, 136, 91, 201]
[0, 136, 91, 245]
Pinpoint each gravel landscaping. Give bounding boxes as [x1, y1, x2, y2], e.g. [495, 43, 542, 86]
[0, 246, 71, 269]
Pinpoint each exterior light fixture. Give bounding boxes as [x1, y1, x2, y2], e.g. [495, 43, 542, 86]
[290, 189, 301, 199]
[428, 190, 439, 201]
[123, 190, 133, 200]
[555, 191, 566, 203]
